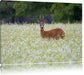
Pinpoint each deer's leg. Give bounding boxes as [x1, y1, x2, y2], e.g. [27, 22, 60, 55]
[61, 36, 64, 39]
[46, 36, 50, 40]
[55, 36, 59, 40]
[56, 34, 60, 40]
[61, 34, 65, 39]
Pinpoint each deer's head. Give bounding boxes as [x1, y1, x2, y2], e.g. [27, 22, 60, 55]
[38, 15, 45, 30]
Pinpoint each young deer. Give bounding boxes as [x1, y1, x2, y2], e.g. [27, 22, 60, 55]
[38, 16, 65, 40]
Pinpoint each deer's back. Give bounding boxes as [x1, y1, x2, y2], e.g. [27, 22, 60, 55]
[44, 28, 65, 38]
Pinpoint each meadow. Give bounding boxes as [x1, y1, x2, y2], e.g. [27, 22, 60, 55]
[1, 23, 82, 71]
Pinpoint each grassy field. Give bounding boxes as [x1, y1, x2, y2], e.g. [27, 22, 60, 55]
[1, 23, 82, 70]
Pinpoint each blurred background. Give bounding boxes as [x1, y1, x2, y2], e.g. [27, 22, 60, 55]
[0, 1, 82, 24]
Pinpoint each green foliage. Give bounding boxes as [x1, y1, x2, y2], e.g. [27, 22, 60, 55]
[50, 3, 82, 23]
[0, 2, 15, 18]
[0, 2, 82, 23]
[50, 3, 68, 23]
[1, 23, 82, 66]
[13, 2, 31, 17]
[13, 2, 51, 17]
[66, 4, 82, 23]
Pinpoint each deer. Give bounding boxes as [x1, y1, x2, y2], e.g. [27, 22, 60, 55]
[38, 15, 65, 40]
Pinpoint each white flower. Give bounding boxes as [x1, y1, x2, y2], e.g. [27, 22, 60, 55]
[67, 49, 72, 54]
[58, 48, 63, 53]
[27, 50, 30, 54]
[17, 47, 20, 51]
[43, 55, 47, 58]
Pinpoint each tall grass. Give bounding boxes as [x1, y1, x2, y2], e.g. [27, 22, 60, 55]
[1, 23, 82, 70]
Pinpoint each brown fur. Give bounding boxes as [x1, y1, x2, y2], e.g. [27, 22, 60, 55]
[40, 27, 65, 40]
[38, 16, 65, 40]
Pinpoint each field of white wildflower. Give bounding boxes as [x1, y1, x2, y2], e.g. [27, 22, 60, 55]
[1, 23, 82, 71]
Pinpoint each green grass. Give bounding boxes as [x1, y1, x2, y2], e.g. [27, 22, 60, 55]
[1, 23, 82, 70]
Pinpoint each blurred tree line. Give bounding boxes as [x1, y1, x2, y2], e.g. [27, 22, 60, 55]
[0, 1, 82, 23]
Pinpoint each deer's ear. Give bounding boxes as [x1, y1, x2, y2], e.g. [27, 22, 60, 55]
[37, 20, 40, 23]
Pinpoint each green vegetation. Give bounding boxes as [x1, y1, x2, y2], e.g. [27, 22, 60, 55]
[0, 2, 82, 23]
[1, 23, 82, 71]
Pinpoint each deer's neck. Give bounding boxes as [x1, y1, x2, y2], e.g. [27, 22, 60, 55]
[40, 29, 45, 38]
